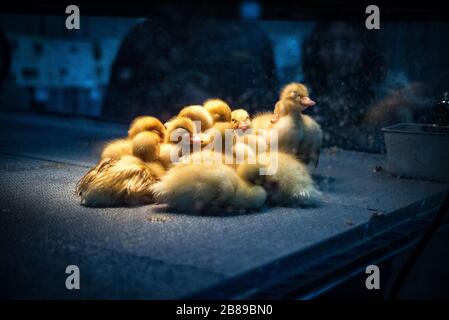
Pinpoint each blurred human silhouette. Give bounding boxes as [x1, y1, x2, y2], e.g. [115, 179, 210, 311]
[302, 22, 449, 152]
[102, 13, 278, 123]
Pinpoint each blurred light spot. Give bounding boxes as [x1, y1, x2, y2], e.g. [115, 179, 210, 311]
[35, 88, 49, 102]
[240, 1, 261, 20]
[89, 88, 102, 102]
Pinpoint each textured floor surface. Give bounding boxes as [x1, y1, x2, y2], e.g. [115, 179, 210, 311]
[0, 112, 447, 299]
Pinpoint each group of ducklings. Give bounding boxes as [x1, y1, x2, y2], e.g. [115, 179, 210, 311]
[76, 82, 323, 213]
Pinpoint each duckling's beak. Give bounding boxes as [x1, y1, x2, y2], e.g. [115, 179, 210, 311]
[190, 135, 202, 145]
[301, 96, 316, 108]
[238, 123, 249, 132]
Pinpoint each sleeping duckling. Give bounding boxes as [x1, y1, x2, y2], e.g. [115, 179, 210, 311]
[242, 151, 322, 207]
[127, 115, 166, 140]
[101, 116, 166, 160]
[159, 116, 211, 169]
[131, 131, 166, 178]
[252, 83, 322, 166]
[202, 99, 233, 152]
[203, 98, 232, 123]
[188, 108, 262, 166]
[178, 105, 214, 133]
[77, 117, 166, 207]
[151, 158, 267, 213]
[77, 146, 164, 207]
[101, 138, 132, 160]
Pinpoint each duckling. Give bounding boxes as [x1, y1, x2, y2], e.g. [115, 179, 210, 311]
[77, 119, 166, 207]
[231, 108, 251, 133]
[127, 115, 166, 140]
[203, 98, 232, 123]
[101, 138, 132, 160]
[178, 105, 214, 133]
[203, 99, 234, 152]
[76, 154, 162, 207]
[132, 131, 161, 162]
[131, 130, 166, 178]
[182, 114, 262, 174]
[252, 83, 322, 166]
[101, 116, 166, 160]
[159, 116, 210, 169]
[245, 151, 322, 207]
[298, 112, 322, 166]
[189, 108, 262, 166]
[151, 159, 267, 213]
[231, 109, 269, 162]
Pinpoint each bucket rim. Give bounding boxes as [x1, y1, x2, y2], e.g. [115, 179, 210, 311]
[382, 122, 449, 136]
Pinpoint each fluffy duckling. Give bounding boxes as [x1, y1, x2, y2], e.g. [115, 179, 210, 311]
[178, 105, 214, 133]
[231, 109, 269, 162]
[101, 138, 132, 160]
[131, 131, 166, 177]
[127, 116, 166, 140]
[77, 119, 166, 207]
[231, 108, 251, 133]
[203, 98, 232, 123]
[76, 154, 162, 207]
[186, 109, 263, 166]
[202, 99, 233, 152]
[254, 151, 322, 207]
[159, 116, 210, 169]
[297, 112, 322, 166]
[151, 158, 267, 213]
[101, 116, 166, 160]
[252, 83, 322, 166]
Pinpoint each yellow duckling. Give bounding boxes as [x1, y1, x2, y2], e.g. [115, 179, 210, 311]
[77, 126, 165, 207]
[178, 105, 214, 133]
[202, 99, 234, 152]
[252, 83, 322, 166]
[231, 108, 268, 163]
[76, 150, 163, 208]
[159, 116, 211, 169]
[151, 157, 267, 213]
[101, 116, 165, 160]
[244, 151, 322, 207]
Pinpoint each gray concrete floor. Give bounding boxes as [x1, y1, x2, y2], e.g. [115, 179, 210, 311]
[0, 112, 447, 299]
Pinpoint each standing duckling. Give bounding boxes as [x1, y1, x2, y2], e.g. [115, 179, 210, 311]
[252, 83, 322, 166]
